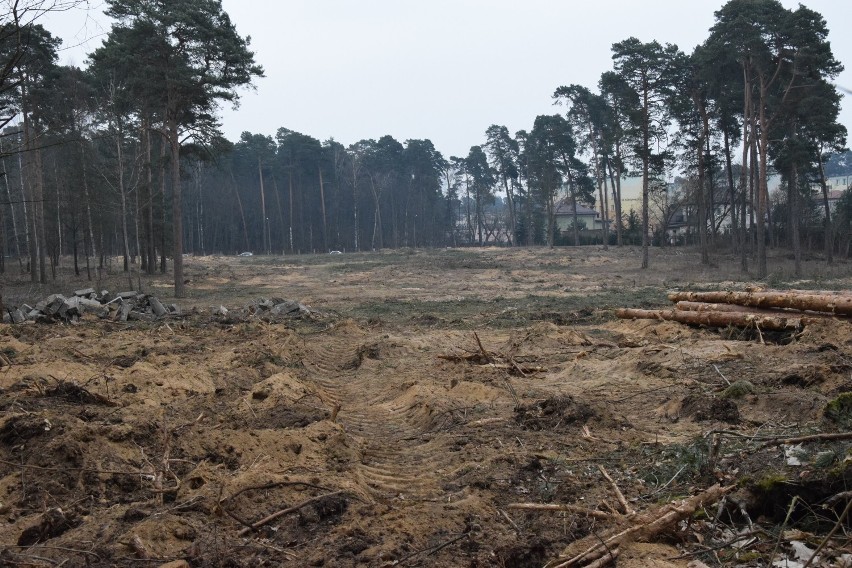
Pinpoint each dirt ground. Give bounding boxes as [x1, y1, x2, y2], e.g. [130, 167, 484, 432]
[0, 246, 851, 567]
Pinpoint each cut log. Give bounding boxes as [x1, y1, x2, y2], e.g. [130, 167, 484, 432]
[668, 291, 852, 316]
[674, 301, 836, 321]
[615, 308, 801, 331]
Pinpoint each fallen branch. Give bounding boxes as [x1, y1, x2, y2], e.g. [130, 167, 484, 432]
[758, 431, 852, 449]
[237, 490, 344, 537]
[473, 332, 492, 363]
[615, 308, 801, 331]
[544, 484, 734, 568]
[438, 334, 544, 376]
[499, 509, 521, 533]
[598, 465, 634, 515]
[393, 531, 473, 565]
[506, 503, 615, 520]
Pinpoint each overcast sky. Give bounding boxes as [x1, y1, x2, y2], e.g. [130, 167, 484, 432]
[46, 0, 852, 160]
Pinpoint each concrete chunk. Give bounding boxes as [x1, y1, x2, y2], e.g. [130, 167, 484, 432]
[74, 288, 96, 297]
[149, 297, 168, 317]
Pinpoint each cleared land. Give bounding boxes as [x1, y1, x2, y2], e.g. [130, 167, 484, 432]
[0, 246, 851, 567]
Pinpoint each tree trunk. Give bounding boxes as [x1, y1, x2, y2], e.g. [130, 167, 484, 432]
[609, 161, 623, 246]
[258, 157, 268, 255]
[22, 97, 38, 282]
[34, 147, 46, 283]
[694, 95, 710, 266]
[568, 171, 580, 247]
[51, 155, 62, 261]
[602, 156, 611, 248]
[229, 169, 250, 252]
[0, 140, 21, 261]
[789, 154, 801, 277]
[159, 137, 167, 274]
[756, 76, 770, 278]
[288, 169, 295, 253]
[115, 122, 131, 272]
[723, 128, 738, 253]
[78, 138, 97, 270]
[318, 166, 328, 252]
[817, 152, 834, 265]
[168, 119, 185, 297]
[589, 132, 607, 250]
[272, 175, 285, 254]
[144, 124, 156, 273]
[368, 174, 384, 250]
[351, 158, 359, 252]
[641, 79, 650, 269]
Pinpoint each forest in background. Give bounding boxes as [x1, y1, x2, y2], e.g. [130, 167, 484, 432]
[1, 0, 851, 298]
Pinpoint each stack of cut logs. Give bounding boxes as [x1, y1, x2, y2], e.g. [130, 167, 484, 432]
[616, 289, 852, 331]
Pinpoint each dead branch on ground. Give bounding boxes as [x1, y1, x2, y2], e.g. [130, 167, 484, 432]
[542, 484, 735, 568]
[438, 333, 545, 376]
[758, 431, 852, 449]
[505, 502, 615, 520]
[236, 490, 345, 537]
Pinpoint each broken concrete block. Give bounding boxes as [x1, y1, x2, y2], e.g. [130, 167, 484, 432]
[59, 297, 81, 318]
[149, 297, 168, 317]
[117, 291, 138, 300]
[117, 303, 132, 322]
[45, 295, 66, 315]
[271, 300, 301, 316]
[128, 311, 155, 322]
[74, 288, 95, 297]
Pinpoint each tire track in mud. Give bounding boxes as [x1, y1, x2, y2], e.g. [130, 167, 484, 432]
[298, 322, 457, 502]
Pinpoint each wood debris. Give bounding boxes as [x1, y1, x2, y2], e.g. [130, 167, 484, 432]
[438, 332, 545, 376]
[543, 484, 735, 568]
[616, 289, 851, 331]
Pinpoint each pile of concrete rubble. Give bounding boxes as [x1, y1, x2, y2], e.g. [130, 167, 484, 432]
[2, 288, 181, 324]
[211, 297, 317, 320]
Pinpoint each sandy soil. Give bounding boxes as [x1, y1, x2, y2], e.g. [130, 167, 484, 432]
[0, 246, 850, 567]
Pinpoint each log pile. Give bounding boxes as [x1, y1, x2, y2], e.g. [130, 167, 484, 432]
[1, 289, 181, 324]
[616, 289, 851, 331]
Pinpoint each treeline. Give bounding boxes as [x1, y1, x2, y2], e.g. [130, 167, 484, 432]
[0, 0, 850, 298]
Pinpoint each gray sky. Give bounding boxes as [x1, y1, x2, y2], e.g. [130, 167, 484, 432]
[48, 0, 852, 160]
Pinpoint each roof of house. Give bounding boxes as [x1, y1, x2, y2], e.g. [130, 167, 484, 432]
[554, 200, 598, 216]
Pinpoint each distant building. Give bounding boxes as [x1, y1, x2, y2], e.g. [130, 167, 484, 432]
[554, 199, 604, 232]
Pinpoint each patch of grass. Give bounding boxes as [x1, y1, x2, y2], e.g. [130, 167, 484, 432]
[722, 380, 757, 399]
[343, 287, 670, 329]
[824, 392, 852, 427]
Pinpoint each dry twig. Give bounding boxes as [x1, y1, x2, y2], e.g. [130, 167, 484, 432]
[237, 491, 345, 537]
